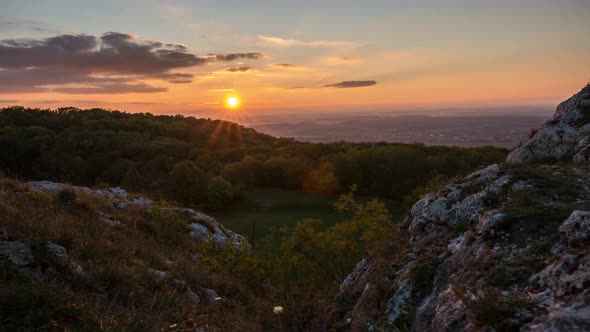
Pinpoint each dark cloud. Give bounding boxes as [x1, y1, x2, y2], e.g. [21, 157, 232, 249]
[0, 32, 265, 93]
[53, 83, 168, 95]
[149, 72, 194, 83]
[215, 52, 266, 61]
[324, 80, 377, 88]
[0, 99, 18, 103]
[226, 66, 250, 72]
[272, 63, 297, 68]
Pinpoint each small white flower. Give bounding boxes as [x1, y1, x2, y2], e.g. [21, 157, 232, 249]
[273, 306, 284, 314]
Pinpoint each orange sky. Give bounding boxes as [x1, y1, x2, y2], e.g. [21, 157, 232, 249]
[1, 0, 589, 117]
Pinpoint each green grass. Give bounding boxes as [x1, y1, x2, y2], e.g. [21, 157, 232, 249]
[212, 189, 342, 244]
[212, 188, 401, 244]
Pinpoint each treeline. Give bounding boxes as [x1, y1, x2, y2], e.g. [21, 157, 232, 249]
[0, 106, 507, 208]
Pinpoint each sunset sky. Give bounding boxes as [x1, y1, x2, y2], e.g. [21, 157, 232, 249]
[1, 0, 589, 118]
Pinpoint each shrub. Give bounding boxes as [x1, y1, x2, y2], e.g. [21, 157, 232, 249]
[461, 290, 530, 332]
[409, 254, 439, 298]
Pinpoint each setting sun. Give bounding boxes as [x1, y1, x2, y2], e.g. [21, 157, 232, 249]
[226, 96, 240, 109]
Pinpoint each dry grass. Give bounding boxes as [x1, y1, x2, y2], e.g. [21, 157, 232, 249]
[0, 178, 274, 331]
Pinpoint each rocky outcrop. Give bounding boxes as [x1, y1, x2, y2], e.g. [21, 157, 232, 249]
[333, 86, 590, 331]
[27, 181, 247, 247]
[0, 241, 33, 266]
[525, 254, 590, 331]
[507, 85, 590, 164]
[559, 210, 590, 243]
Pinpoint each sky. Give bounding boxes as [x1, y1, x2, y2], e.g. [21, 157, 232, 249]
[0, 0, 589, 118]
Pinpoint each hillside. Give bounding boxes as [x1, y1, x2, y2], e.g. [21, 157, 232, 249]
[331, 85, 590, 331]
[0, 179, 271, 331]
[0, 106, 506, 208]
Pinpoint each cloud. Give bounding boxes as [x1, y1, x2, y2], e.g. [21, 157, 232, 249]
[259, 35, 358, 48]
[271, 63, 299, 68]
[0, 99, 18, 103]
[150, 72, 194, 83]
[208, 88, 235, 92]
[53, 83, 168, 94]
[215, 52, 266, 61]
[324, 80, 377, 88]
[322, 56, 362, 65]
[0, 19, 60, 34]
[226, 66, 250, 72]
[0, 32, 266, 94]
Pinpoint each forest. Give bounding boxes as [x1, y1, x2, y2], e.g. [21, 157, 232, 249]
[0, 106, 506, 209]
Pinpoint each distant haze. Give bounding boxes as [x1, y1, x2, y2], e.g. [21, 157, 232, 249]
[248, 106, 553, 148]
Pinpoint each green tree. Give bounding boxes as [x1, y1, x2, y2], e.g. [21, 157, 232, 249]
[207, 176, 234, 209]
[168, 160, 209, 204]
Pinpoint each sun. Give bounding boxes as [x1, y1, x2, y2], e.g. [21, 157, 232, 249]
[225, 96, 240, 109]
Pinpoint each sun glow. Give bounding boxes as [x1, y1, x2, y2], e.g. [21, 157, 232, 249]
[225, 96, 240, 109]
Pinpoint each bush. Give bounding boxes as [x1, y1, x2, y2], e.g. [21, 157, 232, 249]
[207, 176, 234, 210]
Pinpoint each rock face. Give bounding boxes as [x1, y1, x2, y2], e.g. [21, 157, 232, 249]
[507, 85, 590, 164]
[332, 86, 590, 331]
[0, 241, 33, 266]
[27, 181, 247, 248]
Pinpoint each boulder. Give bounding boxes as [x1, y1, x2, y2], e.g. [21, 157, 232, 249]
[559, 211, 590, 243]
[0, 241, 33, 266]
[507, 86, 590, 164]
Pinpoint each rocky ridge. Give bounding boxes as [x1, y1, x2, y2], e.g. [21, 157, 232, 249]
[332, 85, 590, 331]
[0, 179, 250, 330]
[27, 180, 247, 247]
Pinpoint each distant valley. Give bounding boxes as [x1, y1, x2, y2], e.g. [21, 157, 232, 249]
[249, 109, 552, 148]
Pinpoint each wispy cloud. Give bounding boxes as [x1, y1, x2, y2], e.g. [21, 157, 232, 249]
[259, 35, 358, 48]
[54, 83, 168, 94]
[0, 18, 61, 34]
[287, 80, 377, 90]
[215, 52, 267, 61]
[226, 66, 251, 72]
[271, 63, 300, 68]
[322, 56, 362, 65]
[324, 80, 377, 88]
[208, 88, 235, 92]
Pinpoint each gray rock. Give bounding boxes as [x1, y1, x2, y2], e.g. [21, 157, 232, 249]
[186, 289, 200, 304]
[447, 234, 465, 254]
[147, 268, 167, 280]
[45, 241, 68, 261]
[428, 286, 468, 332]
[0, 241, 33, 266]
[559, 210, 590, 243]
[524, 290, 590, 332]
[385, 279, 412, 324]
[476, 210, 507, 235]
[203, 288, 221, 304]
[45, 241, 85, 276]
[98, 212, 121, 226]
[507, 87, 590, 164]
[340, 259, 371, 291]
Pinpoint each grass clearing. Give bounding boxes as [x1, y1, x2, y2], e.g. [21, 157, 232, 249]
[212, 188, 402, 244]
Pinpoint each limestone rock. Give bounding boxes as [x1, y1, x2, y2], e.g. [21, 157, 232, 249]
[559, 210, 590, 243]
[0, 241, 33, 266]
[98, 212, 121, 226]
[507, 86, 590, 164]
